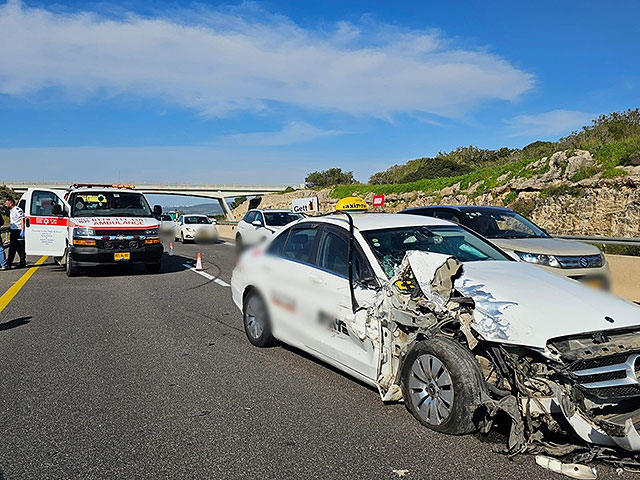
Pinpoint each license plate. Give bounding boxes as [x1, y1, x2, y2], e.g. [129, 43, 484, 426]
[583, 277, 604, 289]
[114, 252, 131, 261]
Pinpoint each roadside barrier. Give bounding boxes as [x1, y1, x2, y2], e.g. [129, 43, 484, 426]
[553, 235, 640, 247]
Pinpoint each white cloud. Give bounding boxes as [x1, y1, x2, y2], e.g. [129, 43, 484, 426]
[507, 110, 595, 137]
[0, 1, 533, 118]
[215, 121, 345, 146]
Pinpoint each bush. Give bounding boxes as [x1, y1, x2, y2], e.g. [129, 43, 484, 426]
[502, 191, 518, 205]
[305, 168, 355, 188]
[230, 196, 247, 210]
[560, 109, 640, 149]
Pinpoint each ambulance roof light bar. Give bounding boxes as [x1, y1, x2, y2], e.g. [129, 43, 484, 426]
[71, 183, 136, 190]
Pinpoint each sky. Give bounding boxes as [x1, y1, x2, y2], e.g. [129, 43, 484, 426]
[0, 0, 638, 190]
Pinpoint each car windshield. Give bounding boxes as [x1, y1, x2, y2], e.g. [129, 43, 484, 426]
[70, 191, 153, 218]
[461, 209, 549, 239]
[160, 215, 173, 221]
[263, 211, 304, 227]
[185, 216, 211, 224]
[362, 225, 510, 278]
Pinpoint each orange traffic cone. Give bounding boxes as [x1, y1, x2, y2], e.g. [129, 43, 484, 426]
[169, 243, 174, 256]
[196, 252, 203, 271]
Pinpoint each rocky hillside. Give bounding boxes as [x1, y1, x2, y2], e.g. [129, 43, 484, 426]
[232, 149, 640, 238]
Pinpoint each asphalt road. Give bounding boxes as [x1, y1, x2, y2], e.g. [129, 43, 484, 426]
[0, 240, 627, 479]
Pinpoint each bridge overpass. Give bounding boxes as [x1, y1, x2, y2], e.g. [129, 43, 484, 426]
[3, 181, 291, 220]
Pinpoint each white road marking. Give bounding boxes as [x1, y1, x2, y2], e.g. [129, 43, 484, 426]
[221, 241, 234, 246]
[183, 264, 231, 287]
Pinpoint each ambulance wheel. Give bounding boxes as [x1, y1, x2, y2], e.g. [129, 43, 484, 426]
[146, 262, 161, 274]
[66, 254, 79, 277]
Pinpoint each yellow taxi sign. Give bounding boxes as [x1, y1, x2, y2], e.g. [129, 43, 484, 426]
[336, 196, 368, 212]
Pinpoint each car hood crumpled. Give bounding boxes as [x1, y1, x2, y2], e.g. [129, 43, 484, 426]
[451, 261, 640, 349]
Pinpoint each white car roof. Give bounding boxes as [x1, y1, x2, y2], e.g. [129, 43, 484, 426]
[251, 209, 295, 213]
[297, 213, 454, 231]
[69, 187, 142, 194]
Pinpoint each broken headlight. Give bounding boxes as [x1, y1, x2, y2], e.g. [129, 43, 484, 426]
[514, 251, 560, 268]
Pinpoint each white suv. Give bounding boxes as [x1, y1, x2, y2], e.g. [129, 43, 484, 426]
[231, 212, 640, 458]
[235, 209, 304, 250]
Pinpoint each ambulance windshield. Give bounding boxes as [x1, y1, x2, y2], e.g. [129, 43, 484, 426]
[70, 192, 153, 218]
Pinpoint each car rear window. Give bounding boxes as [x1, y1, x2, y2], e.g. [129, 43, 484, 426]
[264, 212, 304, 227]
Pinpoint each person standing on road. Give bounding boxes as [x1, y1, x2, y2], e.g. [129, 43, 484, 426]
[0, 208, 7, 270]
[5, 197, 26, 269]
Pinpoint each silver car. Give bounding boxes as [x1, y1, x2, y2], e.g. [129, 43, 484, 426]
[401, 205, 610, 288]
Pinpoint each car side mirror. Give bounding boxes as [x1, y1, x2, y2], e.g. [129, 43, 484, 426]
[252, 220, 263, 227]
[153, 205, 163, 216]
[52, 204, 64, 216]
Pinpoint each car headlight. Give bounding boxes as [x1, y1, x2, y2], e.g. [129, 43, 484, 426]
[186, 227, 195, 232]
[73, 227, 95, 237]
[514, 251, 560, 268]
[145, 228, 159, 235]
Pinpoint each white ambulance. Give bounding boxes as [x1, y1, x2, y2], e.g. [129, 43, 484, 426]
[22, 184, 164, 276]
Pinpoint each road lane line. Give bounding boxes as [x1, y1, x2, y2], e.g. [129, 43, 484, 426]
[182, 264, 230, 287]
[0, 256, 48, 314]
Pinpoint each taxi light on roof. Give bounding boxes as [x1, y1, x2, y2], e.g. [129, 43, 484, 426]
[336, 196, 368, 212]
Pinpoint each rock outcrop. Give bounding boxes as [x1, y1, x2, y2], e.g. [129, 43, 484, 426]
[232, 150, 640, 238]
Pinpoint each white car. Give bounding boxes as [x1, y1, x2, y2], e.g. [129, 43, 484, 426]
[158, 214, 177, 236]
[174, 214, 218, 243]
[231, 212, 640, 460]
[236, 209, 304, 250]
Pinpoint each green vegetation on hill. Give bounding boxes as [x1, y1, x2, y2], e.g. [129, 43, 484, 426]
[329, 108, 640, 198]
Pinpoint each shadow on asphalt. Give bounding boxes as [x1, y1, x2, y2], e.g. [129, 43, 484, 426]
[41, 253, 196, 278]
[279, 343, 382, 398]
[0, 316, 32, 331]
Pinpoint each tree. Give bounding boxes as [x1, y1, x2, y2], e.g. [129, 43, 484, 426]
[229, 196, 247, 210]
[305, 168, 356, 187]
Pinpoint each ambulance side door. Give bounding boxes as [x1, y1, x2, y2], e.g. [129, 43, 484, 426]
[24, 189, 69, 257]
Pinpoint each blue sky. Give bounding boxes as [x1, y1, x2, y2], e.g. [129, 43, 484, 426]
[0, 0, 638, 189]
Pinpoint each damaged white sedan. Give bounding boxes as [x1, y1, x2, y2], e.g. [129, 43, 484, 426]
[231, 213, 640, 467]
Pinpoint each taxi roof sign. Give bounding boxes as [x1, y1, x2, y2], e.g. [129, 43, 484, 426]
[336, 196, 368, 212]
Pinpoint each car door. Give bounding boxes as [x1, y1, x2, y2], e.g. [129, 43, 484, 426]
[252, 211, 270, 244]
[238, 211, 256, 243]
[24, 188, 69, 257]
[259, 224, 321, 348]
[303, 225, 379, 380]
[175, 216, 184, 239]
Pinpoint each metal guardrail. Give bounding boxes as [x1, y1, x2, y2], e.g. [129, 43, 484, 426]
[553, 235, 640, 247]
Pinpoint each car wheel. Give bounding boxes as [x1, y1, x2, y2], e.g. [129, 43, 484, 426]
[66, 252, 79, 277]
[181, 232, 187, 243]
[243, 290, 276, 347]
[401, 336, 484, 435]
[146, 262, 161, 274]
[236, 234, 243, 253]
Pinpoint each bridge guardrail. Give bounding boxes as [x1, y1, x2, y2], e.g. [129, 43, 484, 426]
[553, 235, 640, 247]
